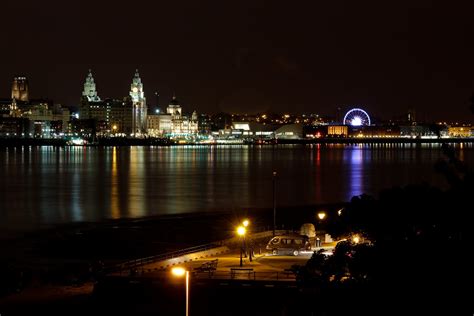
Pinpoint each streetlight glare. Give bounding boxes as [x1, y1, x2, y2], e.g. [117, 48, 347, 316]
[171, 267, 186, 277]
[237, 226, 246, 236]
[243, 219, 249, 227]
[170, 267, 190, 316]
[318, 212, 326, 220]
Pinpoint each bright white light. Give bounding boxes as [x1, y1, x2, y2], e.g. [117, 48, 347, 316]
[71, 139, 85, 145]
[171, 267, 186, 277]
[343, 108, 371, 126]
[351, 116, 362, 126]
[237, 226, 246, 236]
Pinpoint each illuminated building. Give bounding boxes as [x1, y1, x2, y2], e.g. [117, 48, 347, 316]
[147, 96, 198, 137]
[11, 76, 29, 102]
[1, 76, 69, 137]
[82, 69, 100, 102]
[327, 125, 348, 137]
[129, 69, 147, 136]
[22, 103, 70, 137]
[274, 124, 303, 139]
[219, 122, 302, 139]
[448, 125, 472, 137]
[79, 70, 138, 136]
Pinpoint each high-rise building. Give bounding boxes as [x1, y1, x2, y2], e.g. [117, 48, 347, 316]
[11, 76, 29, 102]
[129, 69, 147, 135]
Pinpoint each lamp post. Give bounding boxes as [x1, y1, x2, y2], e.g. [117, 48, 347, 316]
[272, 171, 277, 237]
[237, 226, 246, 267]
[243, 219, 252, 262]
[316, 212, 326, 248]
[171, 267, 189, 316]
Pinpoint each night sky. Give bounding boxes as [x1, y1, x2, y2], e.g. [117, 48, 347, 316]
[1, 0, 473, 122]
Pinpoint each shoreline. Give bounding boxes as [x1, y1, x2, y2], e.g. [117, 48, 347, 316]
[0, 202, 347, 239]
[0, 137, 473, 147]
[0, 203, 347, 263]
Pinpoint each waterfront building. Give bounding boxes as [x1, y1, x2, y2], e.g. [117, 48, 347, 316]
[327, 125, 348, 137]
[217, 121, 303, 140]
[274, 123, 303, 139]
[0, 76, 70, 137]
[147, 96, 198, 137]
[129, 70, 147, 136]
[448, 125, 472, 137]
[0, 117, 29, 136]
[400, 125, 438, 137]
[79, 70, 137, 136]
[82, 70, 100, 102]
[22, 102, 70, 137]
[147, 113, 171, 137]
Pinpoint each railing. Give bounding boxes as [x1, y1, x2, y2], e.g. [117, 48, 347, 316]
[105, 229, 302, 275]
[192, 270, 297, 281]
[107, 242, 223, 274]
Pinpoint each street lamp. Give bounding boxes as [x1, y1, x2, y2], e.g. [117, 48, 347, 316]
[171, 267, 190, 316]
[272, 171, 277, 237]
[237, 225, 246, 267]
[242, 219, 252, 262]
[316, 212, 327, 248]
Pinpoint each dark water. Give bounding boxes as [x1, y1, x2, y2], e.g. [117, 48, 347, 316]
[1, 144, 473, 233]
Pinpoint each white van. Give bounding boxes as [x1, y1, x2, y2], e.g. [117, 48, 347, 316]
[266, 234, 312, 256]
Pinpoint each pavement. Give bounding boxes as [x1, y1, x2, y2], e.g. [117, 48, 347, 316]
[142, 244, 336, 281]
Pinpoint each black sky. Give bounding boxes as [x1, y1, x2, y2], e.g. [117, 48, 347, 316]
[1, 0, 473, 121]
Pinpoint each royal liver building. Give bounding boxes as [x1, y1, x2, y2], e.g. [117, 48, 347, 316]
[79, 69, 148, 136]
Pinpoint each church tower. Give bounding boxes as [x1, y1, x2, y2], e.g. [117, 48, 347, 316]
[11, 76, 29, 102]
[82, 69, 101, 102]
[129, 69, 147, 135]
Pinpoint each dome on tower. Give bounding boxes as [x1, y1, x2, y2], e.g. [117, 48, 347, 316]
[169, 96, 179, 106]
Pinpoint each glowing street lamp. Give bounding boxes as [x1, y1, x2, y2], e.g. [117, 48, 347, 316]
[237, 226, 246, 267]
[171, 267, 190, 316]
[242, 219, 249, 227]
[317, 212, 326, 220]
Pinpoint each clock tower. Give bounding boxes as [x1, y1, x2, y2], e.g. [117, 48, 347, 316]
[82, 69, 100, 102]
[129, 69, 147, 135]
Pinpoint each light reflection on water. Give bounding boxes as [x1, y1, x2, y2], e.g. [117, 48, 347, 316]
[0, 144, 473, 232]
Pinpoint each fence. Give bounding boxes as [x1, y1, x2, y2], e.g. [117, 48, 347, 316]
[106, 242, 223, 274]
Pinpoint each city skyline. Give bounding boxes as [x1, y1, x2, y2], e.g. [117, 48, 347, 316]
[1, 71, 473, 124]
[1, 1, 473, 121]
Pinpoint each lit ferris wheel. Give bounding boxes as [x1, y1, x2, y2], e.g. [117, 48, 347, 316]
[343, 108, 371, 126]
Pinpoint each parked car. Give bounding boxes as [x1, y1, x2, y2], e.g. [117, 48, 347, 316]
[266, 234, 312, 256]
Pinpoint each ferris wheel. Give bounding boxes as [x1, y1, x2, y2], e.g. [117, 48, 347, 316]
[343, 108, 371, 126]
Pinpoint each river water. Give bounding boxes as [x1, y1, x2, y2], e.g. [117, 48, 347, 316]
[1, 143, 473, 233]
